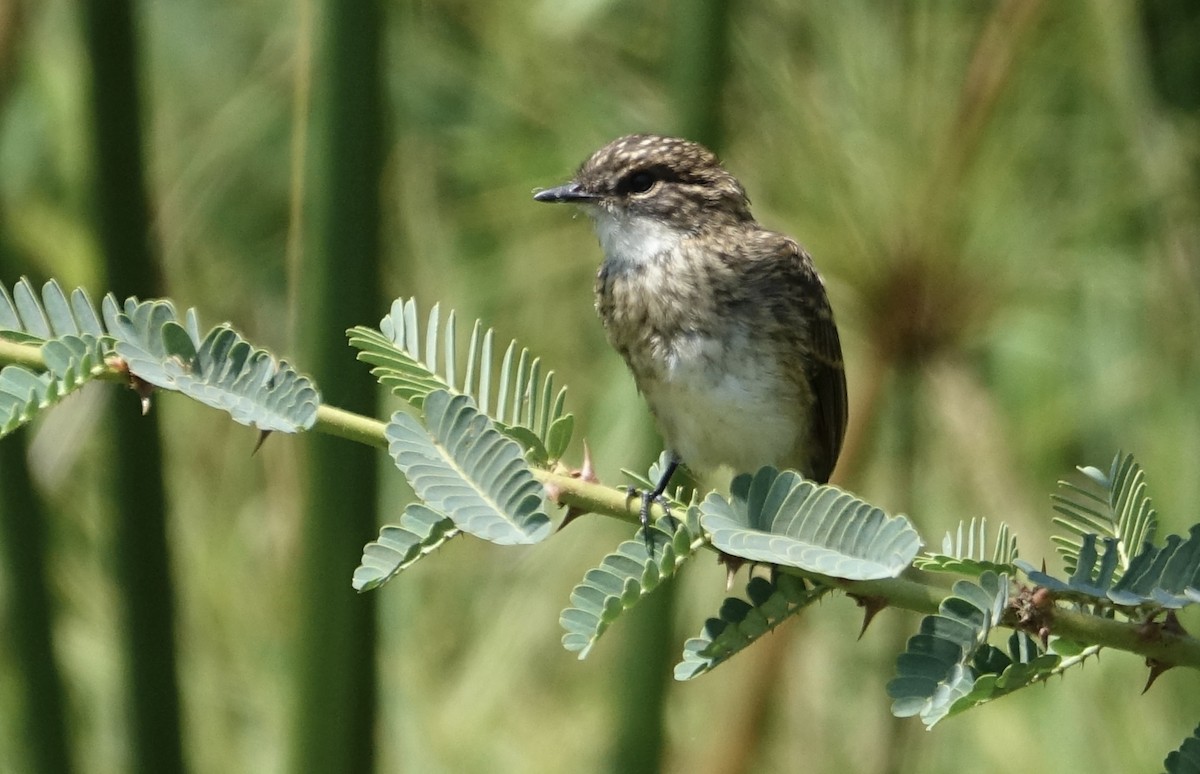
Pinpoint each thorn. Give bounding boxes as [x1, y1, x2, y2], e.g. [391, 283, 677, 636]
[1163, 609, 1187, 638]
[110, 357, 154, 414]
[849, 594, 888, 639]
[577, 440, 598, 483]
[252, 429, 272, 455]
[556, 507, 587, 532]
[1133, 611, 1187, 675]
[1142, 658, 1173, 694]
[129, 373, 154, 415]
[717, 551, 745, 591]
[1136, 616, 1166, 644]
[1040, 558, 1047, 573]
[547, 441, 602, 532]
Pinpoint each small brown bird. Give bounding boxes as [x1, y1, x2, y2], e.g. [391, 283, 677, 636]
[535, 134, 847, 531]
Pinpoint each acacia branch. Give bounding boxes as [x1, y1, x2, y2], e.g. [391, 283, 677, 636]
[0, 338, 58, 372]
[4, 337, 1200, 671]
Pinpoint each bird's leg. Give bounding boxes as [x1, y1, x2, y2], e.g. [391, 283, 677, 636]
[627, 453, 680, 555]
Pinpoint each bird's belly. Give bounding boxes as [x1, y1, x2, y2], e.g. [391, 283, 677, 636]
[638, 336, 800, 476]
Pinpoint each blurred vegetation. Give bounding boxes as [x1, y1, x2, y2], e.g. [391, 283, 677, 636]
[288, 1, 381, 773]
[80, 2, 184, 772]
[1, 1, 1199, 773]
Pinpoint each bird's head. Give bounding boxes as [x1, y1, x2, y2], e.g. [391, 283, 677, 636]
[534, 134, 753, 232]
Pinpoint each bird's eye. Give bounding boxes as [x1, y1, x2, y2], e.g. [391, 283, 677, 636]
[618, 170, 658, 195]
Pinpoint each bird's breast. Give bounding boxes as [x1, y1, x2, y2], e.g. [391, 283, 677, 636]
[636, 330, 807, 476]
[590, 216, 815, 476]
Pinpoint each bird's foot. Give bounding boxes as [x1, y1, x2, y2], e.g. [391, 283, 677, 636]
[624, 485, 672, 556]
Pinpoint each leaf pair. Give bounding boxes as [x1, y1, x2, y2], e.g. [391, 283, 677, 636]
[2, 282, 558, 591]
[353, 390, 554, 592]
[1, 278, 318, 438]
[561, 466, 923, 676]
[350, 299, 574, 587]
[348, 298, 574, 465]
[702, 467, 922, 580]
[561, 514, 703, 659]
[1017, 453, 1200, 611]
[885, 571, 1062, 727]
[915, 517, 1018, 576]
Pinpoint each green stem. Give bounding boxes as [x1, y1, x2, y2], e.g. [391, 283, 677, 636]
[315, 404, 388, 448]
[1049, 606, 1200, 667]
[0, 337, 47, 371]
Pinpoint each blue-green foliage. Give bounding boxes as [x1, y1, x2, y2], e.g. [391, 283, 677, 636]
[892, 566, 1041, 724]
[106, 298, 318, 433]
[1, 280, 115, 437]
[915, 517, 1018, 576]
[1018, 453, 1199, 611]
[1166, 723, 1200, 774]
[349, 298, 573, 464]
[0, 278, 107, 341]
[0, 367, 58, 437]
[701, 466, 921, 580]
[352, 504, 458, 591]
[675, 573, 831, 680]
[1018, 529, 1200, 610]
[941, 631, 1064, 718]
[386, 389, 551, 545]
[1050, 452, 1157, 578]
[560, 512, 702, 658]
[0, 277, 319, 435]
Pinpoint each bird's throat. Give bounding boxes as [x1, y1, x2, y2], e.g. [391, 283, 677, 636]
[590, 210, 686, 271]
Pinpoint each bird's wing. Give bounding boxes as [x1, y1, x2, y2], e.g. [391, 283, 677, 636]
[803, 270, 848, 484]
[764, 234, 848, 484]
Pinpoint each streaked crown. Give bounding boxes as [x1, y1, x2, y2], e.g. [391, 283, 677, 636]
[549, 134, 754, 229]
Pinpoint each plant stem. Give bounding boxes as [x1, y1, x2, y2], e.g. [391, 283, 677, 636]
[315, 405, 388, 448]
[4, 340, 1200, 672]
[0, 337, 47, 371]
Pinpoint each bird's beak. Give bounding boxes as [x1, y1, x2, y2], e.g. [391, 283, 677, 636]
[533, 181, 597, 203]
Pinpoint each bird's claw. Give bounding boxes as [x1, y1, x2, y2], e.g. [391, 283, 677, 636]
[625, 485, 671, 556]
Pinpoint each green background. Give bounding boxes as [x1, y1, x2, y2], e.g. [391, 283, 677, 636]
[1, 1, 1199, 772]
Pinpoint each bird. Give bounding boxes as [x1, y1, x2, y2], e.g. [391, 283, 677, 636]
[534, 134, 847, 539]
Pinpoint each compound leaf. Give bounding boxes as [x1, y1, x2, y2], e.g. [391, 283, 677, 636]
[1166, 723, 1200, 774]
[915, 517, 1018, 576]
[701, 467, 921, 580]
[560, 513, 703, 659]
[1051, 451, 1157, 578]
[1017, 527, 1200, 610]
[887, 571, 1009, 727]
[349, 298, 573, 463]
[675, 573, 831, 680]
[385, 389, 550, 545]
[106, 299, 318, 432]
[352, 504, 458, 591]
